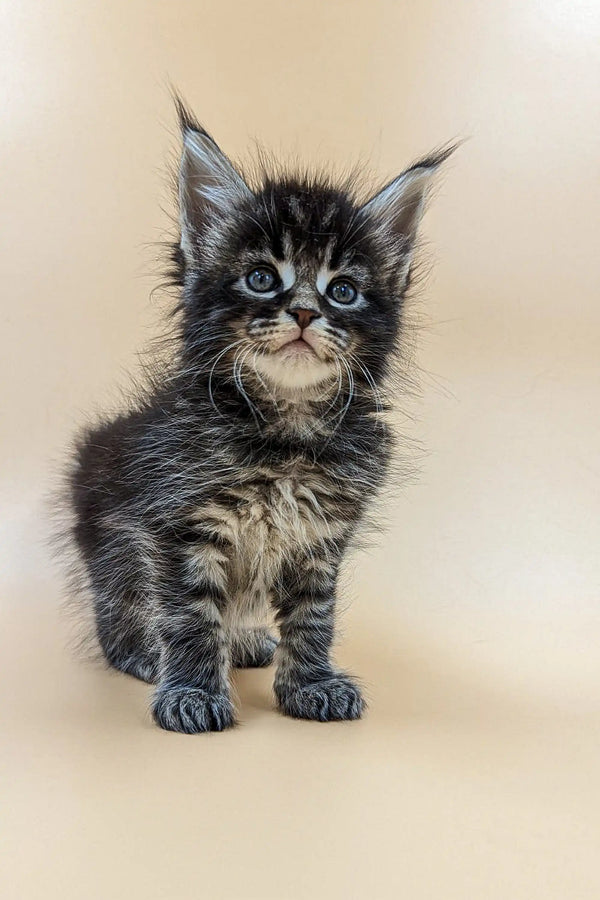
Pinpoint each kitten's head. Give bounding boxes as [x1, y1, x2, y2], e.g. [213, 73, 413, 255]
[175, 102, 453, 396]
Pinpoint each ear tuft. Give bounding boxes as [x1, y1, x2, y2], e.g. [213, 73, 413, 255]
[173, 92, 203, 136]
[361, 141, 458, 244]
[174, 95, 253, 266]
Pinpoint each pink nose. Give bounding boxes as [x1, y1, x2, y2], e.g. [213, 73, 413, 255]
[290, 308, 321, 330]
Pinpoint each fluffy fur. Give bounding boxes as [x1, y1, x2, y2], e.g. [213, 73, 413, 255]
[64, 99, 453, 733]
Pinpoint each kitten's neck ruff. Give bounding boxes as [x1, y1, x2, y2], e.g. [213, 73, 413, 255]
[177, 363, 379, 445]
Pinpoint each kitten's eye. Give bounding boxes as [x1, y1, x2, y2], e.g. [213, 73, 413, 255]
[246, 266, 278, 293]
[327, 278, 358, 305]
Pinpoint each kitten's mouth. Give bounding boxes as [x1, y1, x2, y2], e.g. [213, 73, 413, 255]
[252, 331, 335, 389]
[278, 337, 317, 356]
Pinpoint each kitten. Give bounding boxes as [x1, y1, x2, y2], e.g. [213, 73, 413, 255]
[66, 100, 453, 733]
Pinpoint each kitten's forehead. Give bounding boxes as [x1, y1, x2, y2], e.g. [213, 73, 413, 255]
[284, 190, 341, 231]
[255, 183, 360, 273]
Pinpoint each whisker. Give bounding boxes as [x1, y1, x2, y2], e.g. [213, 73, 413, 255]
[232, 346, 266, 429]
[207, 339, 247, 415]
[347, 352, 384, 416]
[250, 345, 280, 409]
[322, 356, 344, 417]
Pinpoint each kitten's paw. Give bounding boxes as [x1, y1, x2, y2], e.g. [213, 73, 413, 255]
[152, 686, 235, 734]
[276, 675, 365, 722]
[231, 628, 278, 668]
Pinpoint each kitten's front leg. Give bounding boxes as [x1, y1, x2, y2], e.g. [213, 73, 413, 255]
[273, 555, 365, 722]
[151, 545, 234, 734]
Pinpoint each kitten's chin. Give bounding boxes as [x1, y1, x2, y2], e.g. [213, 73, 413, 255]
[253, 346, 335, 392]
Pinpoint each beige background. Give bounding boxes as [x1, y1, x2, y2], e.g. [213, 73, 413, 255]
[1, 1, 599, 898]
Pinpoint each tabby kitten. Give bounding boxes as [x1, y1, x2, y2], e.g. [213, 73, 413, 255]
[67, 101, 452, 733]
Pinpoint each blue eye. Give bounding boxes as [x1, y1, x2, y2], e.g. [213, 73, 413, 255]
[327, 279, 357, 305]
[246, 266, 278, 293]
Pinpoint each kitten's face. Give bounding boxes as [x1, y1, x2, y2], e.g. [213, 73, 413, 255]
[176, 105, 451, 397]
[207, 184, 403, 392]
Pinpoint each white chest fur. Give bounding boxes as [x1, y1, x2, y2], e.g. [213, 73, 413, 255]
[190, 463, 345, 608]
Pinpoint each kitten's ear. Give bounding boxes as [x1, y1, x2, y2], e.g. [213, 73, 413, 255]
[361, 144, 456, 245]
[176, 100, 252, 264]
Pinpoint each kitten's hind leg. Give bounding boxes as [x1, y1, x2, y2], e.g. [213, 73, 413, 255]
[94, 595, 160, 684]
[230, 627, 278, 668]
[106, 647, 160, 684]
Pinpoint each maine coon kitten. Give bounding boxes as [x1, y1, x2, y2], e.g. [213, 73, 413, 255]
[67, 100, 452, 733]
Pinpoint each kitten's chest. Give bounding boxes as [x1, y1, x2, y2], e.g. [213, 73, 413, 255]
[194, 460, 348, 592]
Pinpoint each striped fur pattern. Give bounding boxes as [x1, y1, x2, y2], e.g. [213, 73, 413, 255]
[66, 100, 452, 732]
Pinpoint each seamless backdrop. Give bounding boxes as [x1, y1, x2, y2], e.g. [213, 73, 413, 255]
[1, 2, 599, 898]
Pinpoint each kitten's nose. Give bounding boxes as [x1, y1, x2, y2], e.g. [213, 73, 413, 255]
[289, 308, 321, 330]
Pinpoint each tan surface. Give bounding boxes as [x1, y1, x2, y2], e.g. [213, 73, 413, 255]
[1, 1, 599, 898]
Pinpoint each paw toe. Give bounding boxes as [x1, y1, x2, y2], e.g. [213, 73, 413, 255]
[152, 687, 235, 734]
[277, 676, 365, 722]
